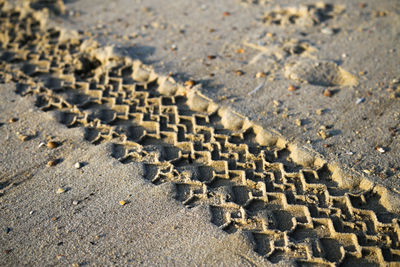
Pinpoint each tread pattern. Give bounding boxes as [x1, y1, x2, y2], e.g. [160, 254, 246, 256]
[0, 2, 399, 265]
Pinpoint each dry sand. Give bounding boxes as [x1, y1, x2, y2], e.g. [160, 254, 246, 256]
[1, 0, 400, 266]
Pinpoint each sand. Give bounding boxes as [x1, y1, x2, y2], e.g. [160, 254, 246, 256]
[0, 0, 399, 266]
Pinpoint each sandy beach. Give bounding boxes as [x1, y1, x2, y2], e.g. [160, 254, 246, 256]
[1, 0, 400, 266]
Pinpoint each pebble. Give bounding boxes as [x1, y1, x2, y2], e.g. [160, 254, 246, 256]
[4, 227, 11, 233]
[316, 109, 323, 115]
[38, 142, 46, 148]
[376, 146, 385, 153]
[119, 200, 127, 206]
[318, 129, 330, 139]
[323, 89, 332, 97]
[46, 141, 59, 149]
[184, 80, 195, 87]
[72, 200, 79, 205]
[295, 119, 302, 126]
[288, 85, 297, 92]
[235, 70, 244, 76]
[47, 159, 59, 167]
[256, 72, 266, 78]
[356, 97, 365, 104]
[57, 188, 66, 194]
[74, 162, 82, 169]
[17, 132, 29, 142]
[236, 48, 245, 54]
[321, 27, 334, 35]
[8, 117, 18, 123]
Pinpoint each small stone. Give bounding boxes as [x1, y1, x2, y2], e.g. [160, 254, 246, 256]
[184, 80, 195, 87]
[356, 97, 365, 104]
[5, 227, 11, 233]
[8, 118, 18, 123]
[256, 72, 266, 78]
[273, 100, 280, 106]
[318, 129, 330, 139]
[119, 200, 127, 206]
[72, 263, 80, 267]
[323, 89, 332, 97]
[266, 32, 274, 38]
[288, 85, 297, 92]
[46, 141, 59, 149]
[295, 119, 302, 126]
[235, 48, 245, 54]
[235, 70, 244, 76]
[47, 159, 59, 167]
[74, 162, 82, 169]
[376, 146, 385, 153]
[57, 188, 66, 194]
[72, 200, 79, 205]
[17, 133, 29, 142]
[207, 55, 216, 60]
[316, 109, 323, 115]
[321, 27, 334, 35]
[223, 11, 231, 16]
[38, 142, 46, 148]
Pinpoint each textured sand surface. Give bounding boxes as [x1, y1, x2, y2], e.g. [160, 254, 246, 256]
[1, 0, 400, 266]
